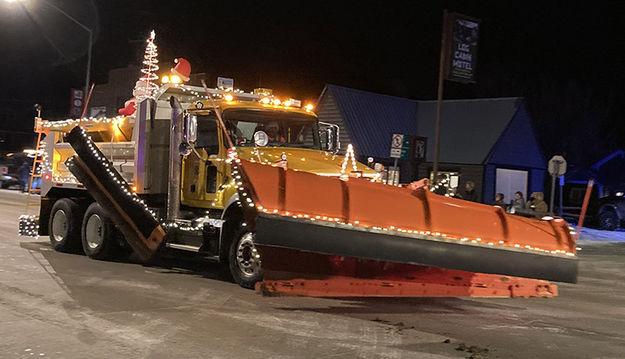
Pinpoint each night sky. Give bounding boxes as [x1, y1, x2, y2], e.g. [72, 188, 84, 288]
[1, 1, 624, 169]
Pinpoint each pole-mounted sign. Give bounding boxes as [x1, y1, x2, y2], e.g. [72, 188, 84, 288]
[69, 89, 84, 118]
[445, 13, 481, 83]
[548, 155, 567, 213]
[390, 134, 404, 158]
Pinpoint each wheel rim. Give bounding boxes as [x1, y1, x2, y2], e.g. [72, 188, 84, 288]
[236, 232, 261, 278]
[51, 210, 67, 243]
[85, 214, 104, 249]
[601, 214, 616, 229]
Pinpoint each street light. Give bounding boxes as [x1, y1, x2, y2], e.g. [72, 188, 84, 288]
[5, 0, 93, 99]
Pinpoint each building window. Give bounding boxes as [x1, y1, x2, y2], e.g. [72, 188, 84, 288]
[496, 168, 528, 204]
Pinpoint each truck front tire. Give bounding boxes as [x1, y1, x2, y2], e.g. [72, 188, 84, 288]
[228, 225, 263, 289]
[81, 202, 122, 260]
[48, 198, 83, 252]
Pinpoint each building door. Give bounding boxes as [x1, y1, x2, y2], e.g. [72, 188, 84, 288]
[496, 168, 528, 204]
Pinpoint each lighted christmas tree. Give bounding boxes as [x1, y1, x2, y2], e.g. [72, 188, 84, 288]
[133, 30, 159, 101]
[340, 144, 358, 179]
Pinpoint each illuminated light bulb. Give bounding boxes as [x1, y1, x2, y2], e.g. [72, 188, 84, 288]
[272, 99, 281, 106]
[283, 100, 292, 107]
[161, 75, 170, 84]
[305, 104, 314, 111]
[170, 74, 182, 84]
[261, 97, 271, 104]
[224, 93, 234, 102]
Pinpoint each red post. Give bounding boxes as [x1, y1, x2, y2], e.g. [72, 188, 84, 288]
[80, 83, 95, 118]
[575, 179, 594, 241]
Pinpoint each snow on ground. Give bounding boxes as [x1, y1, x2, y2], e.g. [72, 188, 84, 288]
[576, 226, 625, 245]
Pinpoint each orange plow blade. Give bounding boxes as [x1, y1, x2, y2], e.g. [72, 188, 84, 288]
[256, 247, 558, 298]
[233, 159, 578, 296]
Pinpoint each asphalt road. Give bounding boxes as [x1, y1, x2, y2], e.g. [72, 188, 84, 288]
[1, 189, 624, 358]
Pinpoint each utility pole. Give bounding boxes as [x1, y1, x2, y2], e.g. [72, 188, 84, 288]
[432, 10, 450, 184]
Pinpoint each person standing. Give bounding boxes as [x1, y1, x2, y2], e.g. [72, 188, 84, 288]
[19, 161, 30, 192]
[510, 191, 526, 213]
[459, 181, 478, 202]
[494, 193, 506, 208]
[527, 192, 548, 216]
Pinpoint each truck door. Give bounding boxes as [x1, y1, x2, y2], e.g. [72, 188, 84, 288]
[181, 114, 226, 208]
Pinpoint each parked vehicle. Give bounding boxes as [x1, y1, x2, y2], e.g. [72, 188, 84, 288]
[1, 173, 20, 189]
[562, 183, 625, 230]
[596, 196, 625, 231]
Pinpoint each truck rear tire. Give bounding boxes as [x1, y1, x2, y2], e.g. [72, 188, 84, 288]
[81, 202, 122, 260]
[228, 225, 263, 289]
[48, 198, 83, 253]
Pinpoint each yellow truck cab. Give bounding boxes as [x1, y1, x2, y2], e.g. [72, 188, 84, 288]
[181, 97, 378, 210]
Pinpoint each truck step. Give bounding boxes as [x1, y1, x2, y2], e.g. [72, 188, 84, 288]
[166, 243, 201, 252]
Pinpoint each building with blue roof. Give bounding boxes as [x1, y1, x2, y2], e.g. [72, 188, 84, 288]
[317, 84, 546, 204]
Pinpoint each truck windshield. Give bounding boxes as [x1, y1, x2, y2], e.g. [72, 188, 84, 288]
[223, 109, 320, 149]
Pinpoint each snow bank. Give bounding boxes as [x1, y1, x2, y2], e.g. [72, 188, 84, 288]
[576, 226, 625, 245]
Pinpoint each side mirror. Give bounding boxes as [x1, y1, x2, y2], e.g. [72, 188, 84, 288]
[319, 121, 340, 153]
[183, 113, 198, 144]
[179, 142, 192, 156]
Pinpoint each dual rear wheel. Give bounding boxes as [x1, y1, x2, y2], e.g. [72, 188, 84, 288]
[48, 199, 122, 259]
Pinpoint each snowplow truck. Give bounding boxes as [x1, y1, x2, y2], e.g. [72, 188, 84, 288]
[20, 83, 578, 298]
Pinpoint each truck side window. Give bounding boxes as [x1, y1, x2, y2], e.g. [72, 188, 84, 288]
[196, 116, 219, 154]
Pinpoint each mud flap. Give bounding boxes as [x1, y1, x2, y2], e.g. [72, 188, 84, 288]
[64, 126, 165, 262]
